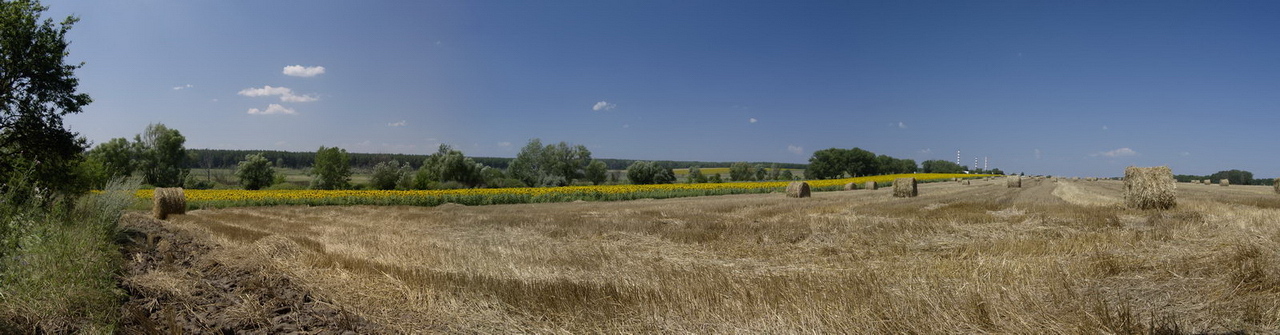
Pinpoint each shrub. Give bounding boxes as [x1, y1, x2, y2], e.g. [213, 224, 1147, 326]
[235, 153, 275, 190]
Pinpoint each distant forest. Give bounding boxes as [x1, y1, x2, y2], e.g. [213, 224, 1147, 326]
[188, 149, 808, 171]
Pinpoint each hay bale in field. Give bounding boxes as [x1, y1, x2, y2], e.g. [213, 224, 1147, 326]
[152, 187, 186, 220]
[962, 180, 971, 185]
[1274, 178, 1279, 194]
[1220, 179, 1230, 187]
[893, 178, 917, 198]
[1006, 176, 1022, 188]
[1123, 166, 1176, 210]
[1202, 179, 1210, 185]
[864, 181, 878, 190]
[844, 182, 858, 191]
[786, 182, 811, 198]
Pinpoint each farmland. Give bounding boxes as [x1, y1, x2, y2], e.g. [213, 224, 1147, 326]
[135, 173, 981, 208]
[121, 178, 1280, 333]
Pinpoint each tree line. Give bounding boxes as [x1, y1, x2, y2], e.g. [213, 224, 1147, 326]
[806, 147, 1003, 180]
[1175, 169, 1273, 185]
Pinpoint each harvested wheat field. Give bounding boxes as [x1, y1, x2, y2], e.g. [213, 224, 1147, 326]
[127, 178, 1280, 333]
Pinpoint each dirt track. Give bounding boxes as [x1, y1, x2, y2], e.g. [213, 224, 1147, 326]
[117, 212, 384, 334]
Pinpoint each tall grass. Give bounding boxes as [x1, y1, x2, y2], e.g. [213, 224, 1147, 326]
[0, 177, 140, 333]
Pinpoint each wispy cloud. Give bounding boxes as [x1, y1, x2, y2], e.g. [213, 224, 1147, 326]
[1102, 125, 1109, 130]
[919, 148, 932, 155]
[749, 118, 758, 123]
[247, 104, 296, 115]
[1095, 147, 1137, 157]
[238, 85, 318, 102]
[898, 121, 907, 129]
[283, 65, 326, 77]
[172, 84, 194, 90]
[592, 101, 616, 111]
[1034, 149, 1042, 159]
[498, 142, 512, 148]
[388, 120, 407, 127]
[787, 145, 804, 155]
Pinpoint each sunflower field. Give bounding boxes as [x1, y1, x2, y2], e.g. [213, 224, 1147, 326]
[136, 173, 991, 209]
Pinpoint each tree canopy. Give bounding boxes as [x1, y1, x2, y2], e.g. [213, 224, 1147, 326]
[0, 1, 91, 193]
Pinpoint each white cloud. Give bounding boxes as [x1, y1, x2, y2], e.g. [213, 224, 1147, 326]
[1102, 125, 1109, 130]
[1097, 147, 1137, 157]
[592, 101, 616, 111]
[787, 145, 804, 155]
[283, 65, 325, 77]
[246, 104, 296, 115]
[281, 94, 318, 102]
[388, 120, 407, 127]
[498, 142, 512, 147]
[1034, 149, 1042, 159]
[1180, 151, 1191, 156]
[898, 121, 907, 129]
[622, 124, 630, 128]
[749, 118, 758, 123]
[238, 85, 318, 102]
[172, 84, 193, 90]
[919, 148, 932, 155]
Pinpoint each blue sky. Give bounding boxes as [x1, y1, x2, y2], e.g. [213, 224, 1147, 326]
[43, 1, 1280, 177]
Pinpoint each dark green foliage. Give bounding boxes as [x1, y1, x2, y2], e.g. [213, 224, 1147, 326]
[626, 161, 675, 185]
[687, 166, 707, 184]
[729, 162, 754, 181]
[183, 174, 214, 190]
[0, 1, 91, 194]
[311, 146, 351, 190]
[584, 160, 608, 185]
[414, 144, 486, 189]
[235, 153, 275, 190]
[809, 148, 925, 179]
[779, 169, 795, 180]
[508, 139, 592, 187]
[921, 159, 966, 174]
[709, 173, 723, 183]
[369, 159, 411, 190]
[134, 123, 188, 187]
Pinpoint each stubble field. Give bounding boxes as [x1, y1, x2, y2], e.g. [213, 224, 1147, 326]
[125, 178, 1280, 333]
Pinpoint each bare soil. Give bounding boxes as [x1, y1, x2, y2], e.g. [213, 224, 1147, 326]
[117, 212, 384, 334]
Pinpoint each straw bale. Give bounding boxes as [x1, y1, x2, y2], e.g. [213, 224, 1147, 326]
[152, 187, 187, 220]
[893, 178, 917, 198]
[1007, 176, 1022, 188]
[1123, 166, 1176, 210]
[786, 182, 811, 198]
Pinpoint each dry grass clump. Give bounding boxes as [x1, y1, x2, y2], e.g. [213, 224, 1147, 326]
[1123, 166, 1176, 210]
[864, 181, 878, 190]
[843, 182, 857, 191]
[786, 182, 811, 198]
[152, 187, 186, 220]
[1220, 179, 1230, 187]
[1006, 176, 1022, 188]
[892, 178, 917, 198]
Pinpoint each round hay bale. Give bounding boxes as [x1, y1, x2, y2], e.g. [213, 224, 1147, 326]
[962, 180, 971, 185]
[1006, 176, 1022, 188]
[1123, 166, 1176, 210]
[1201, 179, 1210, 185]
[152, 187, 186, 220]
[786, 182, 811, 198]
[1274, 178, 1279, 194]
[843, 182, 858, 191]
[864, 181, 878, 190]
[892, 178, 917, 198]
[1219, 179, 1230, 187]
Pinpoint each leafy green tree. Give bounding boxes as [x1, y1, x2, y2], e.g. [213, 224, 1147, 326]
[135, 123, 188, 187]
[1209, 169, 1254, 185]
[414, 144, 485, 189]
[0, 2, 91, 193]
[779, 169, 795, 181]
[687, 166, 707, 183]
[753, 164, 767, 181]
[921, 160, 965, 173]
[709, 173, 723, 183]
[626, 161, 656, 184]
[729, 162, 754, 181]
[235, 153, 275, 190]
[584, 160, 608, 185]
[369, 159, 409, 190]
[508, 138, 592, 187]
[311, 146, 351, 190]
[768, 163, 780, 180]
[87, 138, 134, 179]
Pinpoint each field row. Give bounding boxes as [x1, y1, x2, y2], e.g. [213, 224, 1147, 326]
[138, 173, 991, 208]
